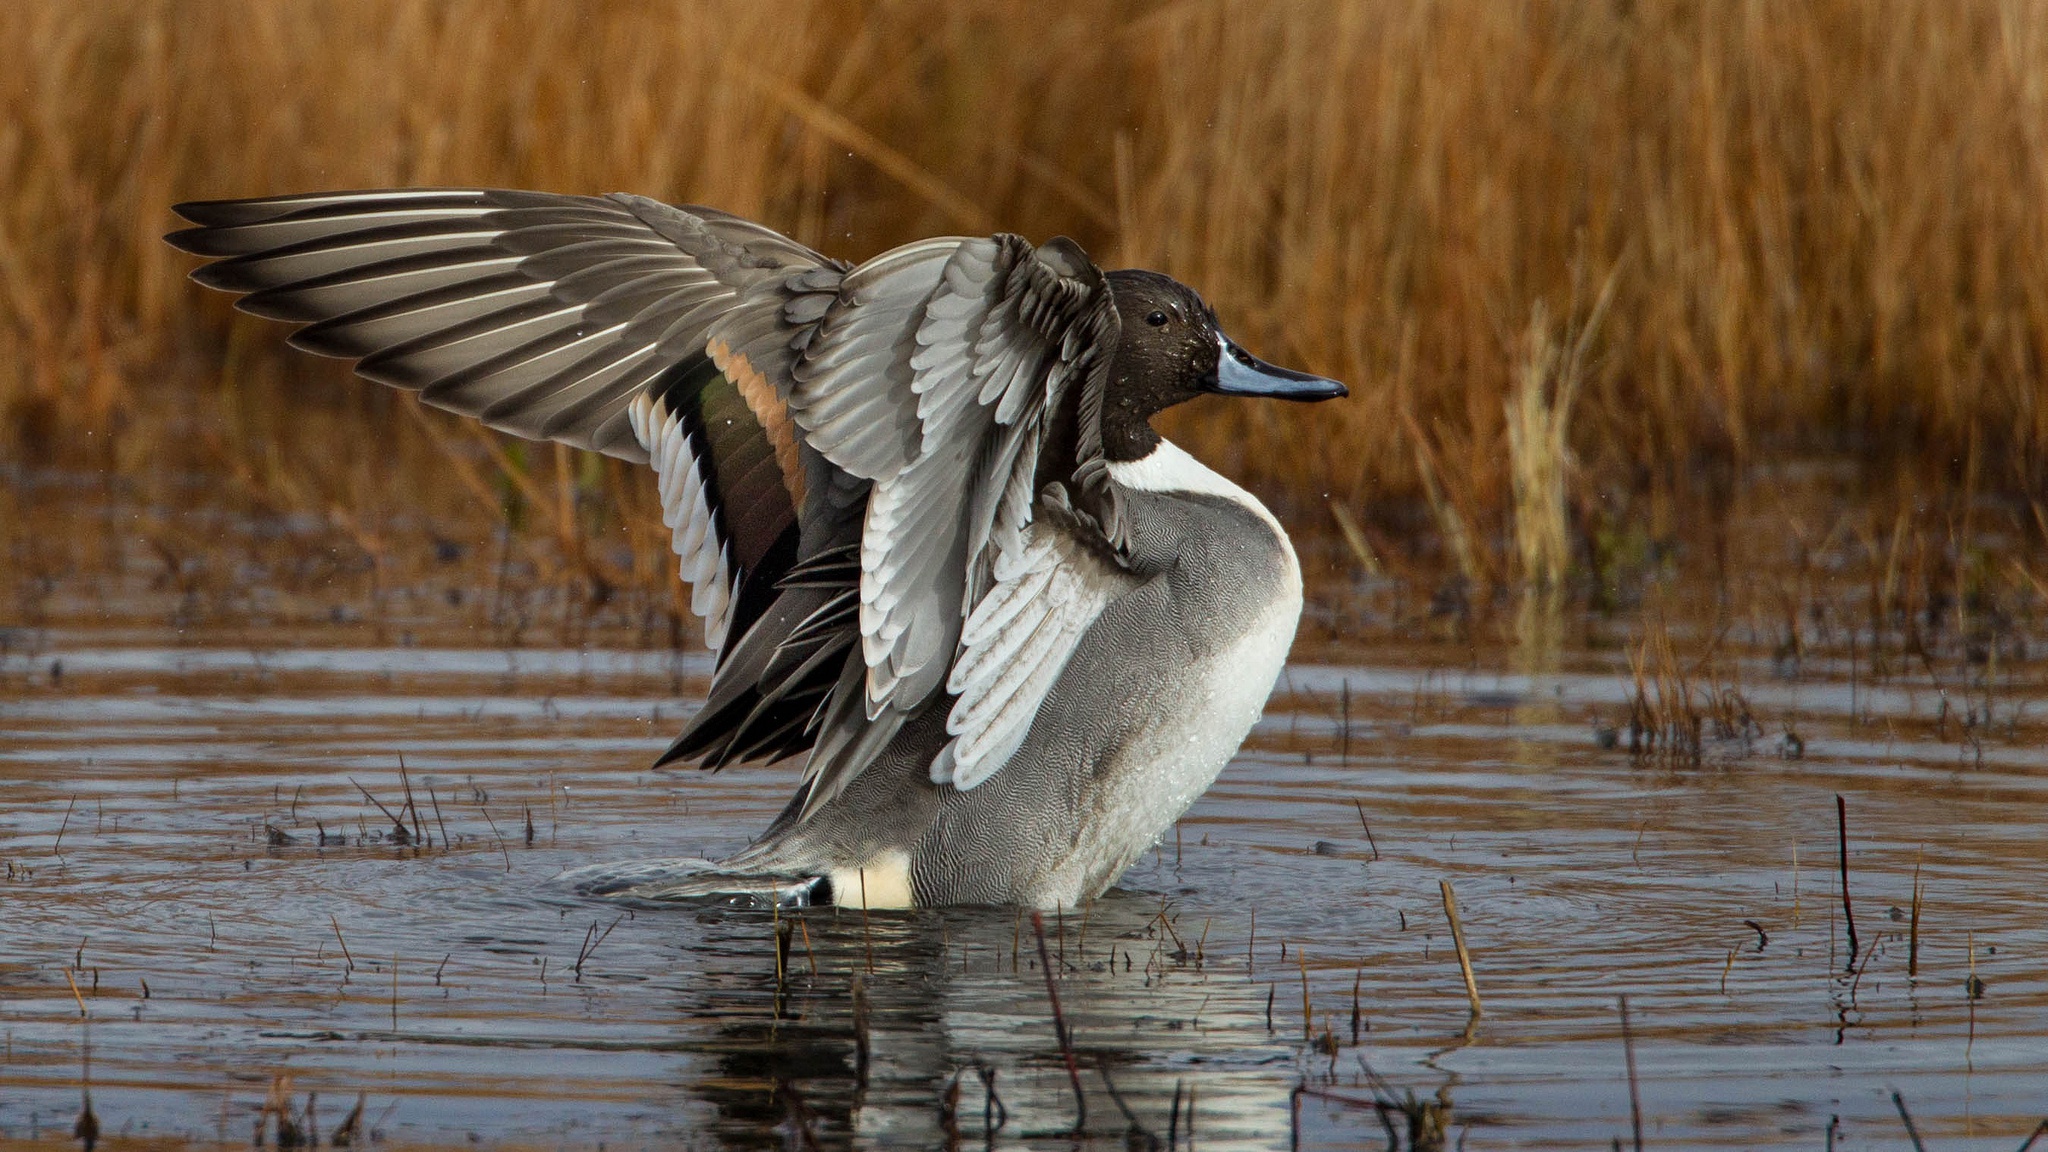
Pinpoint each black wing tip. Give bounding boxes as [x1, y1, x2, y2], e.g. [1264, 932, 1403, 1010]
[233, 288, 322, 323]
[186, 258, 252, 293]
[284, 325, 369, 361]
[170, 195, 311, 229]
[172, 246, 308, 322]
[651, 734, 707, 771]
[163, 224, 213, 254]
[170, 199, 246, 228]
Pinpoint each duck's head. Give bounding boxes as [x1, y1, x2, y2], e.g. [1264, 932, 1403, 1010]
[1099, 270, 1346, 461]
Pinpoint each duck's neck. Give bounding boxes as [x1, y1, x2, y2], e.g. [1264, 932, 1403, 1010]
[1098, 404, 1162, 462]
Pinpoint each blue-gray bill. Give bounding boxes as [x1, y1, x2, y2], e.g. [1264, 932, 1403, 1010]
[1211, 336, 1347, 400]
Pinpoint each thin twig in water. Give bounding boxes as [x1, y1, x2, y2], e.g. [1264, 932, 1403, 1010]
[1096, 1059, 1156, 1146]
[1354, 799, 1380, 860]
[1909, 855, 1924, 979]
[349, 778, 409, 842]
[1031, 911, 1088, 1132]
[573, 915, 624, 980]
[329, 916, 355, 973]
[850, 975, 870, 1080]
[427, 784, 451, 854]
[2014, 1118, 2048, 1152]
[1153, 904, 1185, 956]
[772, 903, 786, 990]
[1439, 880, 1482, 1018]
[1891, 1090, 1928, 1152]
[1298, 949, 1313, 1042]
[54, 796, 76, 857]
[1351, 969, 1364, 1043]
[396, 755, 423, 844]
[63, 969, 86, 1017]
[1837, 794, 1858, 968]
[1619, 994, 1643, 1152]
[477, 806, 511, 872]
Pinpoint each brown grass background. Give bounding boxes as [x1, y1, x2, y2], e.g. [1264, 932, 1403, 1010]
[5, 0, 2048, 627]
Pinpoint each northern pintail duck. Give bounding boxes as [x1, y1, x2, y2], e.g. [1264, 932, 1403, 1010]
[168, 189, 1345, 909]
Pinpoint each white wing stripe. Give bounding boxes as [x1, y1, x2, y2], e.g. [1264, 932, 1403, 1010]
[630, 393, 735, 652]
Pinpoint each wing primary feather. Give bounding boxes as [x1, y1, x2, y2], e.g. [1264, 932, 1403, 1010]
[236, 249, 523, 324]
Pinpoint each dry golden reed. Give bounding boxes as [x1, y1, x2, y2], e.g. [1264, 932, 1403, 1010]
[4, 0, 2047, 600]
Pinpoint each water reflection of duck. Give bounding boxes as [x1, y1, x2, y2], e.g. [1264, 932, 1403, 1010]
[667, 897, 1295, 1146]
[168, 190, 1345, 908]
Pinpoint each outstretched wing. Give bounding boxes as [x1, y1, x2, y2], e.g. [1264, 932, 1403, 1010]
[168, 189, 861, 768]
[169, 189, 823, 461]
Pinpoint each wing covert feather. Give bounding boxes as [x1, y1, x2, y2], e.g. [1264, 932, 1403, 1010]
[939, 520, 1137, 789]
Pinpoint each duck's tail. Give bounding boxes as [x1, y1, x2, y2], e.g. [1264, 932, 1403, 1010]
[550, 856, 823, 908]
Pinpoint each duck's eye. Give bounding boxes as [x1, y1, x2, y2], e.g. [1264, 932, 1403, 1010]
[1144, 310, 1169, 328]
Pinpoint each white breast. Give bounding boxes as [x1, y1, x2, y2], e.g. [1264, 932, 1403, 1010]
[1039, 438, 1303, 906]
[1103, 439, 1295, 542]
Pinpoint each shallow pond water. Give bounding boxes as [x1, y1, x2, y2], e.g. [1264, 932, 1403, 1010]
[2, 620, 2046, 1149]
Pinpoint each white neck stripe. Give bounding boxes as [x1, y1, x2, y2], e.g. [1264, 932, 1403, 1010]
[1103, 438, 1283, 534]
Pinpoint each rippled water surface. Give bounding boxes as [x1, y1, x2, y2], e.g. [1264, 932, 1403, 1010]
[3, 619, 2046, 1149]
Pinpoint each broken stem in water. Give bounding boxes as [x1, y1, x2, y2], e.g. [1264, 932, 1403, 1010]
[1439, 880, 1482, 1018]
[1836, 794, 1858, 969]
[1909, 854, 1923, 979]
[1031, 910, 1087, 1133]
